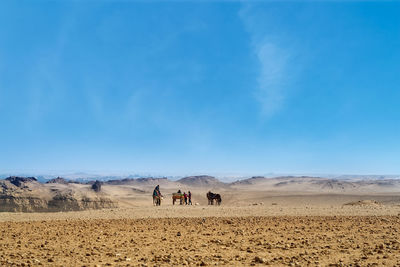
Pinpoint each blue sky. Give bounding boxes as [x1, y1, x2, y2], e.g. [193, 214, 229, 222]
[0, 1, 399, 176]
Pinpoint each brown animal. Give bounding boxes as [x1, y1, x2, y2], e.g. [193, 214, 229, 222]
[153, 195, 162, 206]
[172, 193, 184, 205]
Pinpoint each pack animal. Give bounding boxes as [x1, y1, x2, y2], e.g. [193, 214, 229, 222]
[207, 191, 221, 205]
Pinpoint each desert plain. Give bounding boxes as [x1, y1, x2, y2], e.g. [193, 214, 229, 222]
[1, 176, 400, 266]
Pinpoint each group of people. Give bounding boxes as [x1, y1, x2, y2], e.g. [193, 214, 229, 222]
[153, 185, 192, 205]
[177, 189, 192, 205]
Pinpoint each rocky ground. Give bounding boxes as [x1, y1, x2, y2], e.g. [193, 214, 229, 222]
[1, 216, 400, 266]
[2, 176, 400, 266]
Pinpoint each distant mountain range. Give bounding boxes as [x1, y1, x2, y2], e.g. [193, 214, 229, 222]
[2, 175, 400, 213]
[1, 173, 400, 186]
[2, 174, 400, 188]
[177, 175, 227, 187]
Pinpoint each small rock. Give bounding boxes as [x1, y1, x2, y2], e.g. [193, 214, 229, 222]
[177, 231, 181, 236]
[254, 256, 265, 263]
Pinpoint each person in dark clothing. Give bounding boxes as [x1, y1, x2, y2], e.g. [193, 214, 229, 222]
[183, 192, 188, 205]
[152, 185, 162, 206]
[153, 185, 161, 197]
[188, 191, 192, 205]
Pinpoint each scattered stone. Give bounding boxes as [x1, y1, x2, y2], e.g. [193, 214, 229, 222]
[254, 256, 265, 263]
[344, 200, 382, 207]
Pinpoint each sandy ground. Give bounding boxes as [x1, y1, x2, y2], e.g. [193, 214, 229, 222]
[1, 192, 400, 266]
[1, 216, 400, 266]
[1, 193, 400, 222]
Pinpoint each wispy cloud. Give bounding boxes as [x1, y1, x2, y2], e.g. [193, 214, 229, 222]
[255, 42, 290, 116]
[240, 5, 294, 117]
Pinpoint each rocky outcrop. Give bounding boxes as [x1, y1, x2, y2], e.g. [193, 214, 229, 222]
[91, 180, 102, 192]
[46, 177, 69, 184]
[0, 180, 47, 212]
[0, 178, 118, 212]
[47, 192, 117, 211]
[5, 176, 37, 187]
[0, 196, 48, 212]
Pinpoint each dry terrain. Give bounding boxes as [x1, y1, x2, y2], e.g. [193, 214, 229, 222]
[2, 176, 400, 266]
[1, 216, 400, 266]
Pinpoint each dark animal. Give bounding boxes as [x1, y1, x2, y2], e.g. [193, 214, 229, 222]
[207, 191, 221, 205]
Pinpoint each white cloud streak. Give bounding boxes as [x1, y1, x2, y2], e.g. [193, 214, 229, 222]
[256, 42, 290, 116]
[240, 5, 293, 117]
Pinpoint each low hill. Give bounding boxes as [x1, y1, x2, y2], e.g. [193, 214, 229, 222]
[106, 177, 168, 185]
[105, 177, 180, 190]
[230, 176, 400, 193]
[231, 176, 267, 186]
[177, 175, 228, 188]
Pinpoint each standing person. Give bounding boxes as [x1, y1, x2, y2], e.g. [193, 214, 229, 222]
[153, 185, 161, 197]
[153, 185, 162, 206]
[184, 192, 188, 205]
[188, 191, 192, 205]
